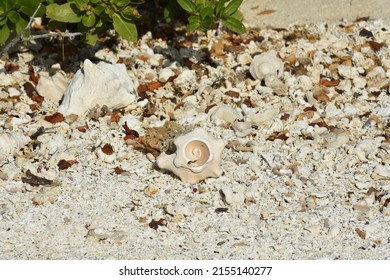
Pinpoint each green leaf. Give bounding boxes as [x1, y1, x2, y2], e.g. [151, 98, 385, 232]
[177, 0, 196, 13]
[187, 15, 201, 32]
[46, 3, 81, 23]
[117, 0, 131, 7]
[7, 10, 20, 24]
[224, 0, 243, 16]
[18, 0, 44, 17]
[112, 13, 137, 42]
[82, 12, 95, 27]
[74, 0, 86, 10]
[85, 32, 98, 45]
[0, 21, 10, 45]
[120, 6, 140, 21]
[164, 0, 175, 23]
[222, 16, 245, 33]
[0, 0, 13, 13]
[215, 0, 227, 17]
[0, 17, 8, 25]
[15, 15, 28, 35]
[200, 15, 213, 31]
[93, 5, 105, 15]
[230, 10, 243, 21]
[47, 19, 67, 31]
[200, 6, 214, 19]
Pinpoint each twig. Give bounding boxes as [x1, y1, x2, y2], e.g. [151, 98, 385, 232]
[0, 3, 42, 56]
[0, 3, 92, 57]
[22, 30, 92, 42]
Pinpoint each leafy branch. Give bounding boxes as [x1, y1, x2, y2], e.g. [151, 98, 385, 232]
[0, 0, 246, 53]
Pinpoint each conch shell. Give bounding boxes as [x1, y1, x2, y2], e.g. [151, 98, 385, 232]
[0, 132, 30, 161]
[249, 50, 284, 81]
[58, 59, 136, 116]
[156, 127, 225, 184]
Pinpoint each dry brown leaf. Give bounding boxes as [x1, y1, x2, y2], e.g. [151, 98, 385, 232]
[57, 159, 77, 170]
[258, 9, 276, 15]
[320, 79, 340, 87]
[28, 64, 39, 85]
[355, 228, 366, 239]
[101, 144, 114, 155]
[44, 112, 64, 124]
[21, 170, 53, 187]
[147, 81, 162, 91]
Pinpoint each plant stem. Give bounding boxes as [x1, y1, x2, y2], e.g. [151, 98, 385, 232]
[0, 3, 42, 56]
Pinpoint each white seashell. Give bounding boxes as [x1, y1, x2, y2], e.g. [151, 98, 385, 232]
[0, 132, 30, 161]
[209, 104, 241, 125]
[36, 71, 68, 103]
[249, 50, 284, 81]
[58, 59, 136, 116]
[156, 127, 225, 184]
[232, 121, 252, 137]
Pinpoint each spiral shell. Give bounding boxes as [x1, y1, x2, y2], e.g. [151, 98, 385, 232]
[249, 50, 284, 81]
[156, 127, 225, 184]
[0, 132, 30, 161]
[184, 140, 210, 168]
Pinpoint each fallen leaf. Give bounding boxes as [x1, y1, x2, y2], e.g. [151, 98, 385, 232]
[138, 55, 149, 62]
[148, 218, 165, 230]
[303, 105, 317, 112]
[280, 113, 290, 121]
[359, 28, 374, 38]
[57, 159, 77, 170]
[320, 79, 340, 87]
[225, 90, 240, 98]
[355, 228, 366, 239]
[122, 122, 140, 138]
[215, 208, 229, 213]
[258, 9, 276, 15]
[28, 64, 39, 84]
[101, 144, 114, 155]
[267, 131, 289, 141]
[110, 111, 122, 123]
[4, 62, 19, 73]
[21, 170, 53, 187]
[205, 104, 217, 113]
[77, 125, 89, 132]
[44, 112, 64, 124]
[23, 82, 44, 104]
[114, 166, 126, 174]
[147, 81, 162, 91]
[369, 40, 383, 52]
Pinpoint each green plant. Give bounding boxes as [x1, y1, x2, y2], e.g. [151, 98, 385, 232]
[176, 0, 245, 33]
[0, 0, 44, 45]
[0, 0, 245, 48]
[45, 0, 143, 45]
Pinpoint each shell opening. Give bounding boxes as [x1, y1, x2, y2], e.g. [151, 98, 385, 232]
[184, 140, 210, 167]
